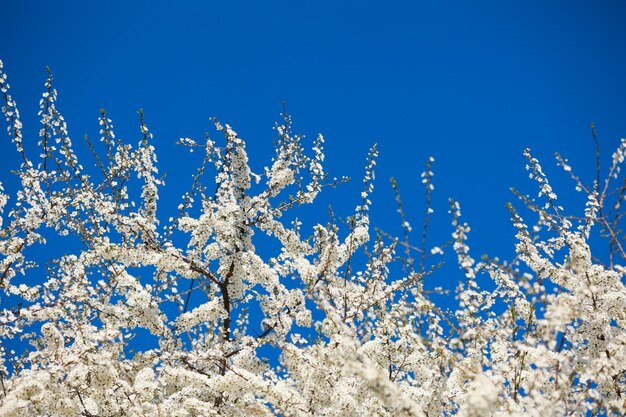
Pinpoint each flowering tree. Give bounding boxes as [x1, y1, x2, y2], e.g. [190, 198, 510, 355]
[0, 60, 625, 416]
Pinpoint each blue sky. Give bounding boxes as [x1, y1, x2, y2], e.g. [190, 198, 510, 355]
[1, 1, 626, 281]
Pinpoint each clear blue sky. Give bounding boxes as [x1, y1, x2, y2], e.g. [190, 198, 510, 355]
[1, 0, 626, 272]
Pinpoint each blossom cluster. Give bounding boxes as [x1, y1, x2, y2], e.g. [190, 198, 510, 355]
[0, 61, 625, 416]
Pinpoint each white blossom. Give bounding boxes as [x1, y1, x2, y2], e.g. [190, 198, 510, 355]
[0, 61, 624, 416]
